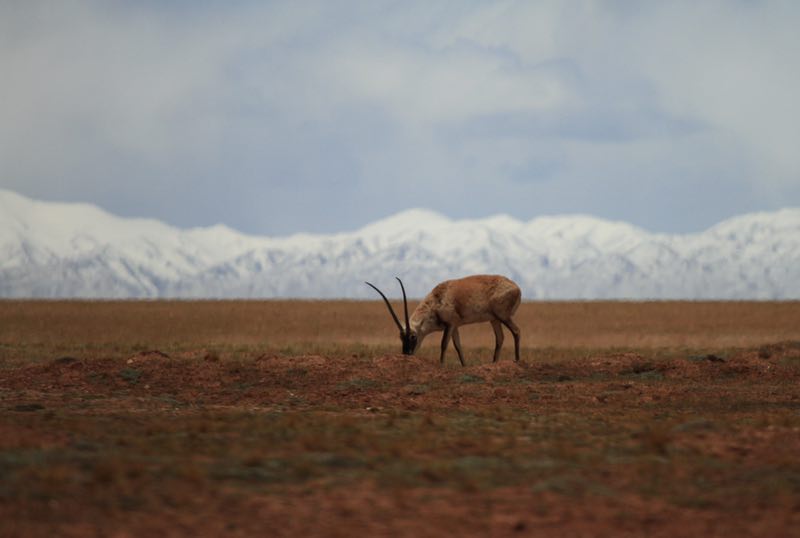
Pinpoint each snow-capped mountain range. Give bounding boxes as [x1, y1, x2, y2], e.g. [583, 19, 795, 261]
[1, 189, 799, 299]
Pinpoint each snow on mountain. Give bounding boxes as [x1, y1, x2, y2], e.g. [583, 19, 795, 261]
[1, 188, 799, 299]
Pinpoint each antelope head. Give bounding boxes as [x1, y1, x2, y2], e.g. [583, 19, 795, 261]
[365, 278, 419, 355]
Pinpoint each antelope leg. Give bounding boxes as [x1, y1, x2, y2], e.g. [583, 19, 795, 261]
[440, 325, 452, 365]
[452, 327, 466, 367]
[500, 318, 521, 362]
[491, 320, 504, 362]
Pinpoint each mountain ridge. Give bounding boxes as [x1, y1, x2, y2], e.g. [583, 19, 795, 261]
[1, 189, 799, 299]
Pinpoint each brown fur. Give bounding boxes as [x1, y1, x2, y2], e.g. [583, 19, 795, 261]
[410, 275, 522, 365]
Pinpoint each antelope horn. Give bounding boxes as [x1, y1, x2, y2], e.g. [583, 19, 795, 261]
[395, 277, 410, 332]
[365, 281, 404, 333]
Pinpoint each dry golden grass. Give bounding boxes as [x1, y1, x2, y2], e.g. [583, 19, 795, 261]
[1, 300, 798, 352]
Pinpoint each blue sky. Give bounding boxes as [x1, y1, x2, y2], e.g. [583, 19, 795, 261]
[2, 1, 799, 235]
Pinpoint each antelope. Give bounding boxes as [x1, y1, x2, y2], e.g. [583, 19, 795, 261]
[365, 275, 522, 366]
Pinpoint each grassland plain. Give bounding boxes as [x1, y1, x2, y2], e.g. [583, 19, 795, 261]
[1, 300, 800, 537]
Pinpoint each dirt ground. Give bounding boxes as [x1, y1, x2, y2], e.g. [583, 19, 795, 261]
[1, 301, 800, 537]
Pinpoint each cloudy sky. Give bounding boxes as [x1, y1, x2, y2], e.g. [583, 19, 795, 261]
[2, 1, 799, 236]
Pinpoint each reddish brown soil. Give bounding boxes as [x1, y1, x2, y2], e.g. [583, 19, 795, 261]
[3, 342, 800, 537]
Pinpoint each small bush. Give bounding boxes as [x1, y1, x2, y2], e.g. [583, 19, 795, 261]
[119, 368, 142, 384]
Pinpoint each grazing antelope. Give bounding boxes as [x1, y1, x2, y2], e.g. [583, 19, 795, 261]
[365, 275, 522, 366]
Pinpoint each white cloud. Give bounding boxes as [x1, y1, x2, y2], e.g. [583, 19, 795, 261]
[0, 1, 798, 234]
[629, 3, 800, 191]
[325, 42, 569, 129]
